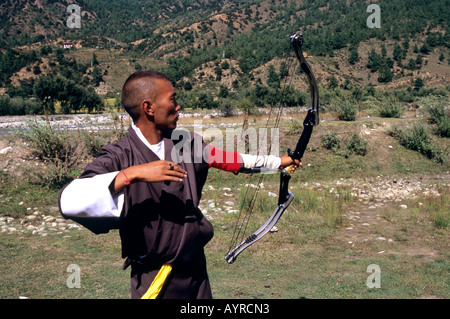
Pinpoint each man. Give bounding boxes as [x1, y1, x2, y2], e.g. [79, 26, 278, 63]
[59, 70, 299, 299]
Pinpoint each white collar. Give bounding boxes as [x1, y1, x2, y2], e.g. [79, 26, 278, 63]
[131, 122, 165, 160]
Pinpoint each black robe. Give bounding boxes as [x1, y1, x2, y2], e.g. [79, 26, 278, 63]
[60, 127, 214, 299]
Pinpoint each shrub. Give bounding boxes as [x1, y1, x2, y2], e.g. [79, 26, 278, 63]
[15, 120, 80, 187]
[16, 120, 76, 166]
[434, 116, 450, 138]
[285, 119, 303, 136]
[219, 100, 235, 117]
[389, 124, 445, 163]
[81, 132, 109, 158]
[426, 102, 450, 138]
[322, 133, 340, 151]
[337, 100, 357, 121]
[341, 133, 368, 158]
[26, 163, 81, 189]
[322, 133, 367, 158]
[428, 103, 446, 124]
[379, 98, 403, 118]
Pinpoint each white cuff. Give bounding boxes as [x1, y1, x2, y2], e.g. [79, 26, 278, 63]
[60, 172, 124, 218]
[240, 154, 281, 170]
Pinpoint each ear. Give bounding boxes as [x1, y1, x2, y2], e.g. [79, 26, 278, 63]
[142, 99, 155, 117]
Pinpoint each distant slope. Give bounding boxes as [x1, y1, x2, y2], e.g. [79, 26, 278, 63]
[1, 0, 449, 95]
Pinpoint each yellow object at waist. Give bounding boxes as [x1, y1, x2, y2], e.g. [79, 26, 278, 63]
[141, 264, 172, 299]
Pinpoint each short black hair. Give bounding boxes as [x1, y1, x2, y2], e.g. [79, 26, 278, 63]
[121, 70, 171, 121]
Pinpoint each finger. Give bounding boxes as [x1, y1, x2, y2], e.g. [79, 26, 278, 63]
[165, 175, 186, 182]
[166, 170, 187, 179]
[167, 162, 187, 175]
[284, 165, 293, 174]
[176, 165, 187, 174]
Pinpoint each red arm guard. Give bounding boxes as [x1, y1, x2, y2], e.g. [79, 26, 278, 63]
[207, 145, 242, 173]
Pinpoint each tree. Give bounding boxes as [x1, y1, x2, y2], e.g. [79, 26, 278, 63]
[342, 78, 352, 90]
[407, 58, 416, 70]
[92, 53, 99, 66]
[236, 98, 256, 115]
[221, 60, 230, 70]
[414, 78, 424, 91]
[338, 100, 357, 121]
[348, 47, 359, 65]
[393, 43, 403, 61]
[218, 85, 228, 98]
[33, 64, 41, 75]
[279, 86, 306, 107]
[55, 48, 64, 63]
[183, 81, 193, 91]
[378, 64, 393, 83]
[214, 65, 222, 81]
[82, 86, 104, 113]
[367, 49, 382, 72]
[415, 54, 423, 68]
[91, 66, 103, 86]
[251, 84, 269, 107]
[266, 65, 280, 89]
[279, 61, 289, 80]
[33, 76, 61, 118]
[419, 43, 432, 54]
[426, 32, 444, 47]
[328, 76, 339, 89]
[238, 54, 257, 74]
[402, 38, 410, 51]
[197, 92, 218, 109]
[59, 80, 84, 113]
[381, 45, 387, 57]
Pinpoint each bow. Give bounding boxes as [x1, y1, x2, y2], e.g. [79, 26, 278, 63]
[225, 33, 319, 264]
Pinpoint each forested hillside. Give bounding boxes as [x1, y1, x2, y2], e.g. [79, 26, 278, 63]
[0, 0, 449, 115]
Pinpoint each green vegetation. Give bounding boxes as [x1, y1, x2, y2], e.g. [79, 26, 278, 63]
[337, 100, 358, 121]
[1, 0, 449, 118]
[1, 47, 104, 115]
[0, 0, 449, 300]
[378, 98, 403, 118]
[321, 132, 368, 158]
[424, 96, 450, 138]
[389, 123, 446, 164]
[1, 110, 449, 299]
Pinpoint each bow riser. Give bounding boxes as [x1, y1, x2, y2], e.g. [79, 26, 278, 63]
[287, 110, 315, 162]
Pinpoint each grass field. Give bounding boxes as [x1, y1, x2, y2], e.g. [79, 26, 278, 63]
[0, 110, 448, 299]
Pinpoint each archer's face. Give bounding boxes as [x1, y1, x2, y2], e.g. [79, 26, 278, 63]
[152, 79, 180, 131]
